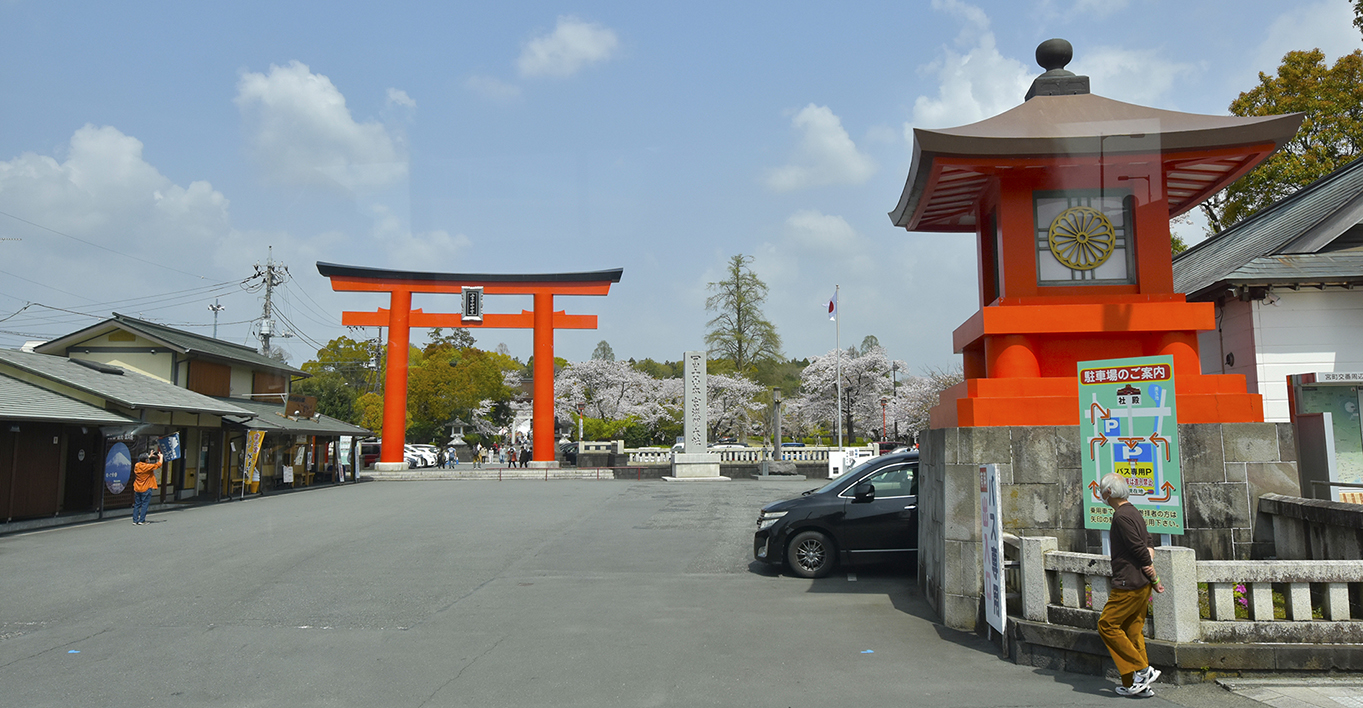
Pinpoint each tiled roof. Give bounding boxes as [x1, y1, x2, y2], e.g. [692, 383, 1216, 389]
[1221, 252, 1363, 286]
[1173, 156, 1363, 299]
[218, 396, 370, 436]
[34, 313, 307, 377]
[0, 349, 255, 417]
[0, 373, 135, 424]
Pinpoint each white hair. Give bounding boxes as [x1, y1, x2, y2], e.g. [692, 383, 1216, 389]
[1099, 472, 1129, 500]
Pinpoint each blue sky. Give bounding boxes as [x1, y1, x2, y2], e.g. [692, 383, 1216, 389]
[1, 0, 1359, 373]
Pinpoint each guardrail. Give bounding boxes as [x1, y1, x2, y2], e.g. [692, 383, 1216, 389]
[1018, 536, 1363, 644]
[620, 445, 856, 466]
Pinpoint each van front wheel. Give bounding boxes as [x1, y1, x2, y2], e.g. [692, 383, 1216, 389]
[786, 530, 836, 578]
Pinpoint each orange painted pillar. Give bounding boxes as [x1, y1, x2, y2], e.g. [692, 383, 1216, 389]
[381, 289, 412, 466]
[532, 292, 555, 462]
[985, 334, 1040, 378]
[1157, 332, 1202, 379]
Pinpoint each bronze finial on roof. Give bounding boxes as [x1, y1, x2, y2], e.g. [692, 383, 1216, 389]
[1026, 38, 1089, 101]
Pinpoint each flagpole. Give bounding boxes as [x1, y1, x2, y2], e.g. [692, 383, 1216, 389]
[835, 284, 842, 450]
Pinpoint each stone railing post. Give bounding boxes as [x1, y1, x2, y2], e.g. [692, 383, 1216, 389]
[1020, 536, 1058, 622]
[1152, 546, 1199, 643]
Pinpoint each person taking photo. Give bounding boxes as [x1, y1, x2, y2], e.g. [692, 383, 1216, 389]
[131, 448, 163, 526]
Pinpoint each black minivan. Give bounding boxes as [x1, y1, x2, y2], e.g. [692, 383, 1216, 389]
[753, 450, 918, 578]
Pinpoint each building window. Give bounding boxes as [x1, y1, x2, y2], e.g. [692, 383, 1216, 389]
[253, 372, 287, 396]
[188, 360, 230, 397]
[1034, 190, 1136, 286]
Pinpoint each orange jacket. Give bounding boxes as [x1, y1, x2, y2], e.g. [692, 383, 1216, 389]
[132, 461, 161, 493]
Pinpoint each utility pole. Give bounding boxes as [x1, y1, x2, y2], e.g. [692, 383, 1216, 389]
[208, 299, 225, 339]
[253, 247, 288, 356]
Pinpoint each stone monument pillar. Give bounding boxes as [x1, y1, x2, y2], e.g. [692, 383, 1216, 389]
[666, 350, 727, 480]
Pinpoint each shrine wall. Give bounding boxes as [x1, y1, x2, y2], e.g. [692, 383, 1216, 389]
[917, 422, 1300, 633]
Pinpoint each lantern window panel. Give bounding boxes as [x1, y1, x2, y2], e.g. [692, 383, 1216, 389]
[1034, 190, 1136, 286]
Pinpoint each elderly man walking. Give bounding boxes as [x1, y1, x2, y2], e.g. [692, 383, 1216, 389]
[1097, 472, 1164, 698]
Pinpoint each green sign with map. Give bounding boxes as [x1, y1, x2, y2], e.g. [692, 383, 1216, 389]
[1079, 355, 1184, 534]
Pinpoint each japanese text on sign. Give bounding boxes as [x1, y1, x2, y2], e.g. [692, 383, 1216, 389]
[1079, 365, 1170, 385]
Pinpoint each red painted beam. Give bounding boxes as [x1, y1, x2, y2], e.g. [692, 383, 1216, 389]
[341, 308, 597, 329]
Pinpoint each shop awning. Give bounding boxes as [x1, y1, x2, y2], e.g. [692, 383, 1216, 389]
[217, 397, 370, 437]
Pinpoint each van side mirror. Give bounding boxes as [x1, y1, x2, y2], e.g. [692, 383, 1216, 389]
[853, 482, 874, 503]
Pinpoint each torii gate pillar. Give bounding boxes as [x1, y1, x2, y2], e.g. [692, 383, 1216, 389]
[318, 262, 623, 468]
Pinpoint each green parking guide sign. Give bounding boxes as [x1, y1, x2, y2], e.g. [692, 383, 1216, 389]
[1079, 355, 1185, 535]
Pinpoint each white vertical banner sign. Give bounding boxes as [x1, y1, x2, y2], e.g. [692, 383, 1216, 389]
[980, 463, 1005, 634]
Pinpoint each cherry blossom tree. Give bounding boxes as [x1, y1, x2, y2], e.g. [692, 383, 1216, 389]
[888, 365, 963, 442]
[794, 346, 898, 443]
[706, 373, 765, 440]
[554, 359, 676, 433]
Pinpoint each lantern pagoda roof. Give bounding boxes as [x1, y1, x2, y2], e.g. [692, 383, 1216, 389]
[890, 76, 1302, 233]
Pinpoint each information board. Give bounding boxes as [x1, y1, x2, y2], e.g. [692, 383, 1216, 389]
[980, 463, 1005, 634]
[1079, 355, 1184, 534]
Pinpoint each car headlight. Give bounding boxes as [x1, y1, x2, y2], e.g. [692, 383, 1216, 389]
[757, 510, 787, 530]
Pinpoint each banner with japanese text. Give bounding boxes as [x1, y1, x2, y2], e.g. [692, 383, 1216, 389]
[1079, 355, 1184, 534]
[244, 431, 266, 481]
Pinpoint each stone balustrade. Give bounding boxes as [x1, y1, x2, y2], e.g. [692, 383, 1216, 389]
[1019, 535, 1363, 645]
[621, 445, 847, 465]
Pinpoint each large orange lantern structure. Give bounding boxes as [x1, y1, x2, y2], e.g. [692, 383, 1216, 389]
[317, 262, 622, 468]
[890, 40, 1302, 428]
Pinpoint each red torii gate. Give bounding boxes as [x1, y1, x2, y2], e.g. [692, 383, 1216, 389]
[316, 262, 623, 468]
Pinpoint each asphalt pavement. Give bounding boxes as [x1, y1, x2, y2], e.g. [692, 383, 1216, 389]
[0, 479, 1304, 707]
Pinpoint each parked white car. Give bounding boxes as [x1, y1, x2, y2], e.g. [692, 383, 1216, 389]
[404, 444, 435, 468]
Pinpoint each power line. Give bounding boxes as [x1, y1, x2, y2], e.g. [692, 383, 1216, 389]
[0, 209, 211, 280]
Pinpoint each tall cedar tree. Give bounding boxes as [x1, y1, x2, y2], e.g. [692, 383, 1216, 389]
[704, 254, 782, 376]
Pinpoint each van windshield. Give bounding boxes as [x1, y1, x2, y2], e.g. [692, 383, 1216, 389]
[812, 457, 884, 495]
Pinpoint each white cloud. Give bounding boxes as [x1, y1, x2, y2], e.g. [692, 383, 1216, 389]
[1070, 0, 1128, 17]
[517, 16, 619, 78]
[235, 61, 407, 193]
[905, 0, 1033, 133]
[1071, 46, 1197, 106]
[765, 105, 875, 192]
[0, 125, 230, 258]
[367, 203, 473, 268]
[465, 74, 523, 102]
[386, 88, 416, 109]
[1246, 0, 1362, 85]
[783, 210, 865, 253]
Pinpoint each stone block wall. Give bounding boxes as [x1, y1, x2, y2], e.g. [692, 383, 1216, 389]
[919, 423, 1298, 632]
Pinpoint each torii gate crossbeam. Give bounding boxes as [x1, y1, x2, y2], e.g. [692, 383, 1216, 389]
[317, 262, 622, 468]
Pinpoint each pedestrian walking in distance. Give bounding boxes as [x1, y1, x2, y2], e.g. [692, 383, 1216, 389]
[1097, 472, 1164, 697]
[131, 449, 163, 525]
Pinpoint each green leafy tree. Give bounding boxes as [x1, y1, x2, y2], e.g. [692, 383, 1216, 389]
[1202, 48, 1363, 232]
[295, 335, 384, 425]
[291, 372, 358, 424]
[632, 358, 683, 379]
[592, 340, 615, 361]
[407, 345, 519, 443]
[704, 254, 782, 376]
[427, 327, 476, 350]
[354, 391, 392, 434]
[303, 335, 378, 390]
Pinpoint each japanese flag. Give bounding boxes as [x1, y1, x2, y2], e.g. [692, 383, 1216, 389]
[827, 290, 837, 321]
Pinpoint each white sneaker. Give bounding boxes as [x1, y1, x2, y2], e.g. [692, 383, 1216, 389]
[1133, 666, 1161, 686]
[1115, 685, 1154, 698]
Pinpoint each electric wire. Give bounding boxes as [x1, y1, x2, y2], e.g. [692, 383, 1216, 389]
[0, 209, 211, 280]
[0, 281, 246, 329]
